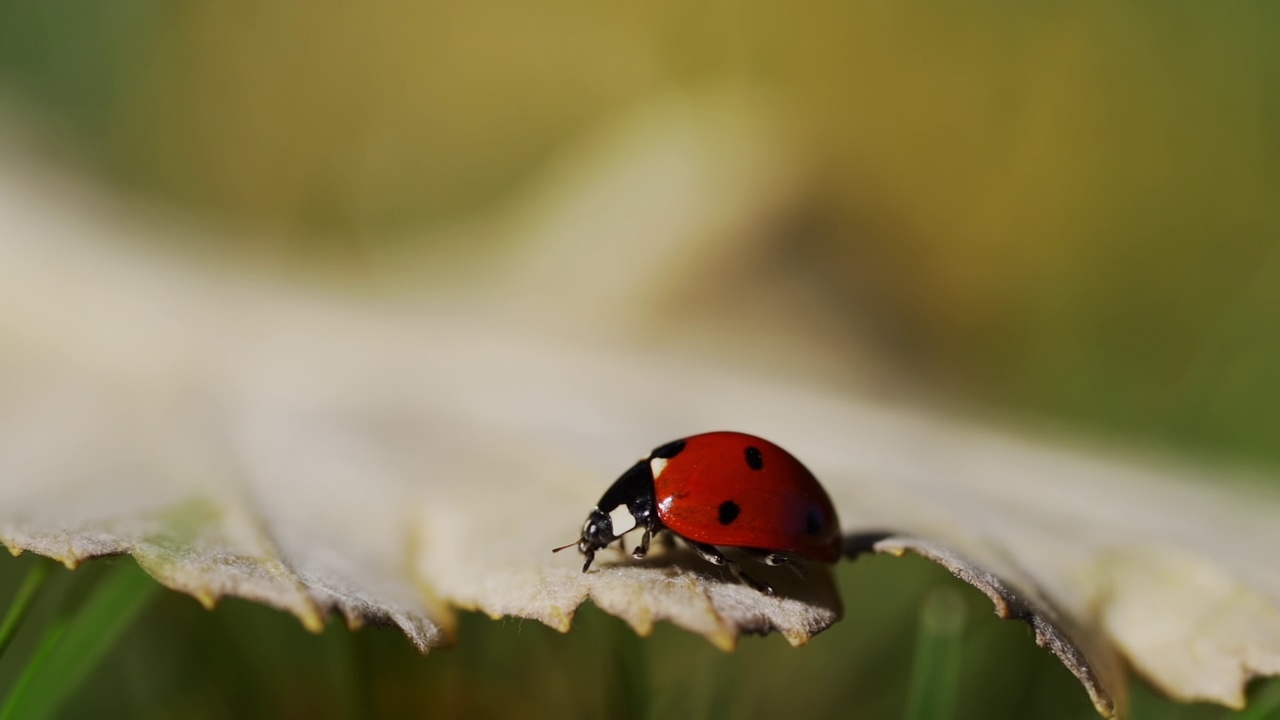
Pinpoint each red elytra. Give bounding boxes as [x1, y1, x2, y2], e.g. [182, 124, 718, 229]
[554, 431, 842, 593]
[653, 432, 841, 561]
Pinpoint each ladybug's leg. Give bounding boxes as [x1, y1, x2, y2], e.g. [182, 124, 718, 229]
[744, 549, 808, 579]
[687, 541, 774, 595]
[632, 528, 651, 558]
[632, 516, 662, 559]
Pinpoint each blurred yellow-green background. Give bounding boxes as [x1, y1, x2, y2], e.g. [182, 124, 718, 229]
[2, 2, 1279, 718]
[5, 1, 1279, 463]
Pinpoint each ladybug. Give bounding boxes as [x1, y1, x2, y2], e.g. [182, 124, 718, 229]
[553, 431, 841, 593]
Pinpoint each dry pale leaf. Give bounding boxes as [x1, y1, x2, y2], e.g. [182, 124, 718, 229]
[2, 97, 1279, 720]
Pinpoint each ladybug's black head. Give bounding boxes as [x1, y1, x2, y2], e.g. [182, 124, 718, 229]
[580, 509, 615, 546]
[551, 507, 619, 572]
[575, 508, 616, 572]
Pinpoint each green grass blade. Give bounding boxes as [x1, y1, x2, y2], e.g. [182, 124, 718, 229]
[0, 609, 71, 720]
[905, 586, 967, 720]
[0, 560, 160, 720]
[0, 560, 53, 660]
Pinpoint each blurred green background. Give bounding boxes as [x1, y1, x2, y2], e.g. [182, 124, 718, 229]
[2, 1, 1279, 718]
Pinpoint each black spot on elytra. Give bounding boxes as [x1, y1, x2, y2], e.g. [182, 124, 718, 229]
[718, 501, 740, 525]
[651, 439, 687, 460]
[744, 446, 764, 471]
[805, 508, 823, 536]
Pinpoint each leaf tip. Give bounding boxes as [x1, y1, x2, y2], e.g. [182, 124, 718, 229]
[709, 629, 738, 652]
[300, 610, 326, 634]
[542, 606, 575, 633]
[623, 615, 655, 638]
[782, 630, 811, 648]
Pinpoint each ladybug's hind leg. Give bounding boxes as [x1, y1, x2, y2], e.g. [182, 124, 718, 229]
[744, 549, 808, 579]
[687, 541, 774, 595]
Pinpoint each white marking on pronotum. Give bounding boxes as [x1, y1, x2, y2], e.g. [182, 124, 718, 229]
[650, 457, 669, 479]
[608, 504, 638, 536]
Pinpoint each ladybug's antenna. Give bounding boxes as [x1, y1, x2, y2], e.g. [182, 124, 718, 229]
[551, 540, 579, 553]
